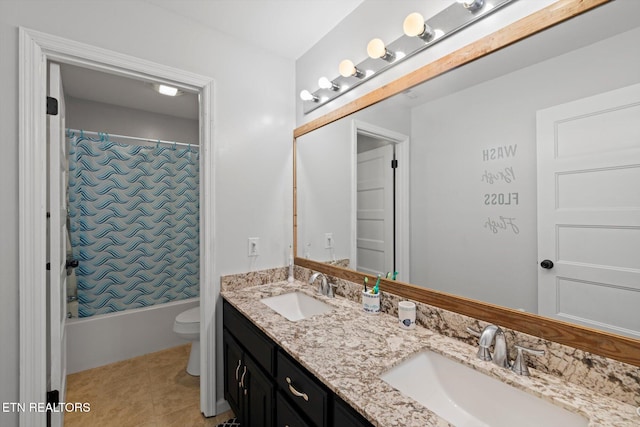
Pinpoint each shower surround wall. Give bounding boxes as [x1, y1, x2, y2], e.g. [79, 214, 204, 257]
[68, 133, 200, 317]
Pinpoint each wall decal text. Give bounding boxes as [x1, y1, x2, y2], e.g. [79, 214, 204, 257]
[484, 216, 520, 234]
[482, 144, 517, 161]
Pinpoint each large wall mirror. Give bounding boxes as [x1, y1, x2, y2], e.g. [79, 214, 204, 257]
[294, 0, 640, 365]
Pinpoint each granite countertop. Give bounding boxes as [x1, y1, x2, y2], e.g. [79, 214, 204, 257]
[221, 280, 639, 427]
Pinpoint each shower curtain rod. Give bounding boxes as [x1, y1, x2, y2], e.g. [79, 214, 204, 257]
[66, 128, 199, 150]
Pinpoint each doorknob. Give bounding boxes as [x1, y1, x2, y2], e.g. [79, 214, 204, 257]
[66, 259, 79, 269]
[540, 260, 554, 269]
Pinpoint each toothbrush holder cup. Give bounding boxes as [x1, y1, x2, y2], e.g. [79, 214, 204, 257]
[398, 301, 416, 329]
[362, 290, 380, 314]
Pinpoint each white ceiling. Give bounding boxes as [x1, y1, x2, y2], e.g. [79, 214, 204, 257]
[61, 0, 364, 120]
[60, 63, 200, 120]
[145, 0, 365, 60]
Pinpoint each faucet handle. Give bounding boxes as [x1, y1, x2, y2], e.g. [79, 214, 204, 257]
[466, 327, 492, 361]
[327, 282, 338, 298]
[466, 327, 481, 338]
[511, 345, 545, 376]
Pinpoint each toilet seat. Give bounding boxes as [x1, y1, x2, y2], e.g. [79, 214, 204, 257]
[173, 306, 199, 335]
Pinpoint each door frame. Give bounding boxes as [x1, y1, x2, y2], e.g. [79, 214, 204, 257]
[351, 120, 410, 282]
[19, 27, 217, 426]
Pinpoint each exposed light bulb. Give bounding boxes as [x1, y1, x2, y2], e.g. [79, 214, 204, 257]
[318, 76, 339, 91]
[299, 89, 318, 102]
[318, 77, 331, 89]
[158, 84, 178, 96]
[339, 59, 363, 78]
[403, 12, 435, 41]
[403, 12, 425, 37]
[367, 38, 395, 61]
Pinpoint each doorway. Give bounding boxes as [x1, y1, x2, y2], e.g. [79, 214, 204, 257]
[19, 28, 216, 426]
[352, 120, 410, 282]
[356, 136, 395, 275]
[58, 61, 202, 366]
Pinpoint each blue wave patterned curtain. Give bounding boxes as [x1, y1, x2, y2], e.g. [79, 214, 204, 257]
[68, 133, 200, 317]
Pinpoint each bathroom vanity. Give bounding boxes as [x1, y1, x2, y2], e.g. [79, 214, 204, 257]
[221, 277, 638, 427]
[223, 298, 372, 427]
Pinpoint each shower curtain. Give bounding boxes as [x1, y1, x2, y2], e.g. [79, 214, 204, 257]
[68, 132, 200, 317]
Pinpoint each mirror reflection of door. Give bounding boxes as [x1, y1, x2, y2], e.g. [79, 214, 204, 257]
[356, 134, 396, 276]
[537, 82, 640, 338]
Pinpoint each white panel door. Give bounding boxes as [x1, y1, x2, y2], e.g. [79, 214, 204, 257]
[537, 82, 640, 338]
[356, 144, 394, 276]
[47, 62, 67, 426]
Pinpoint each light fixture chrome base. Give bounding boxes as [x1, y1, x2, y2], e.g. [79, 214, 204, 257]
[462, 0, 485, 12]
[302, 0, 515, 114]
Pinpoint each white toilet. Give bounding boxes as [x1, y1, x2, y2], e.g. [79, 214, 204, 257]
[173, 306, 200, 376]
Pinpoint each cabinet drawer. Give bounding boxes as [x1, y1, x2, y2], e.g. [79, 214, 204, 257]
[276, 391, 312, 427]
[223, 299, 276, 375]
[333, 395, 374, 427]
[277, 350, 328, 427]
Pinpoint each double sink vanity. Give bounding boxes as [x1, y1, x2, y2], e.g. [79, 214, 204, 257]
[221, 273, 638, 427]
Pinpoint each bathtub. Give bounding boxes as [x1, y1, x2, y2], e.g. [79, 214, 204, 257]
[66, 297, 199, 374]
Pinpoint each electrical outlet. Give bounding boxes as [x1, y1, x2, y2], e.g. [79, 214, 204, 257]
[324, 233, 333, 249]
[248, 237, 260, 257]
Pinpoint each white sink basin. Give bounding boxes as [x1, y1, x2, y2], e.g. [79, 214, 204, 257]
[380, 350, 588, 427]
[260, 292, 332, 322]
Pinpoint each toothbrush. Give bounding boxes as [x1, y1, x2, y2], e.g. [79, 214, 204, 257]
[392, 271, 398, 280]
[386, 271, 391, 279]
[363, 276, 368, 293]
[373, 274, 381, 294]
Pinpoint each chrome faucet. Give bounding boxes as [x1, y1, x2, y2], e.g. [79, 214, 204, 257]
[309, 272, 337, 298]
[468, 324, 510, 369]
[309, 272, 329, 296]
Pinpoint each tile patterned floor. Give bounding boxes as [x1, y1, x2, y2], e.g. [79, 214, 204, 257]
[65, 344, 235, 427]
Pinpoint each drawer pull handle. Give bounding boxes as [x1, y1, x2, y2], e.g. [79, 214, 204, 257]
[286, 377, 309, 402]
[235, 360, 242, 381]
[239, 366, 247, 389]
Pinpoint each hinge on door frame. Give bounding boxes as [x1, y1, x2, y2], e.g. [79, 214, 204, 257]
[46, 389, 59, 408]
[46, 97, 58, 116]
[391, 159, 398, 169]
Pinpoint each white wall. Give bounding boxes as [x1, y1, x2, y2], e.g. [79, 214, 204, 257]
[295, 0, 557, 125]
[0, 1, 294, 422]
[66, 97, 200, 145]
[410, 26, 640, 311]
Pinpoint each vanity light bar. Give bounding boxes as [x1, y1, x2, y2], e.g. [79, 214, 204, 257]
[300, 0, 516, 114]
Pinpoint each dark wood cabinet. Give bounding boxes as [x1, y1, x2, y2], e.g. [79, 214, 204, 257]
[276, 350, 328, 427]
[223, 330, 243, 416]
[243, 354, 274, 426]
[333, 395, 373, 427]
[276, 391, 312, 427]
[223, 299, 373, 427]
[223, 329, 274, 426]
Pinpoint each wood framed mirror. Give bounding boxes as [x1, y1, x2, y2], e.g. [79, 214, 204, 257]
[293, 0, 640, 366]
